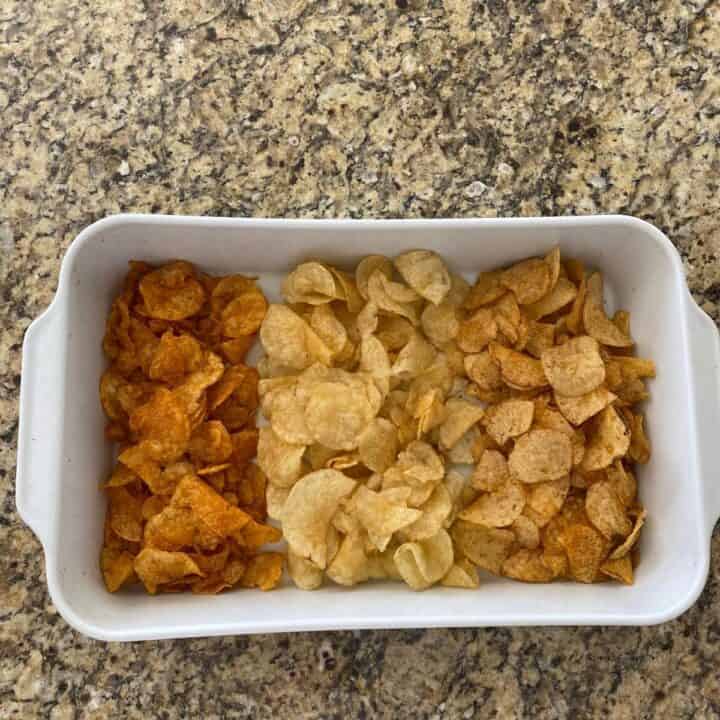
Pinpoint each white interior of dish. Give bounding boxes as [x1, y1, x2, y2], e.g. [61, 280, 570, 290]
[43, 216, 705, 639]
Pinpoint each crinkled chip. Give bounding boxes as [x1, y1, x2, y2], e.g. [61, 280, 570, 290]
[394, 250, 451, 305]
[541, 336, 605, 396]
[509, 429, 572, 483]
[356, 255, 393, 300]
[139, 261, 205, 321]
[282, 469, 356, 568]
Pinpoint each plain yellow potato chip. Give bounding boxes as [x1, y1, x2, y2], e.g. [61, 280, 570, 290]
[257, 427, 306, 488]
[358, 418, 399, 473]
[540, 336, 605, 397]
[421, 301, 460, 347]
[266, 482, 290, 520]
[395, 250, 452, 305]
[509, 429, 572, 483]
[399, 484, 453, 541]
[287, 549, 323, 589]
[438, 399, 485, 450]
[394, 529, 454, 590]
[282, 469, 357, 568]
[265, 384, 314, 445]
[441, 558, 480, 588]
[282, 261, 341, 305]
[310, 304, 348, 357]
[356, 255, 393, 299]
[367, 270, 421, 325]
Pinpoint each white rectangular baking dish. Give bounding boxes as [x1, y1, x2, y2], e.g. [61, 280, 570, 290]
[16, 214, 720, 641]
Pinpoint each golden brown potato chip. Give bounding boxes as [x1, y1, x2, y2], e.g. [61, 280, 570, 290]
[500, 258, 551, 305]
[609, 508, 646, 559]
[134, 548, 203, 594]
[511, 515, 540, 549]
[580, 406, 630, 472]
[464, 351, 504, 391]
[555, 386, 617, 426]
[585, 480, 632, 539]
[101, 547, 137, 592]
[606, 461, 637, 507]
[107, 486, 144, 543]
[257, 427, 305, 488]
[129, 388, 192, 463]
[394, 529, 454, 590]
[450, 520, 515, 574]
[219, 336, 255, 365]
[509, 429, 572, 483]
[222, 291, 268, 337]
[358, 418, 399, 473]
[459, 480, 525, 528]
[524, 278, 577, 320]
[464, 269, 506, 310]
[502, 549, 555, 582]
[489, 343, 547, 390]
[472, 450, 510, 492]
[141, 494, 171, 520]
[540, 336, 605, 397]
[583, 273, 633, 347]
[600, 555, 633, 584]
[139, 262, 206, 321]
[188, 421, 233, 464]
[441, 558, 480, 588]
[483, 400, 534, 446]
[394, 250, 451, 305]
[524, 475, 570, 527]
[148, 331, 204, 385]
[559, 523, 606, 583]
[457, 308, 497, 353]
[524, 321, 555, 359]
[282, 469, 356, 568]
[239, 553, 284, 591]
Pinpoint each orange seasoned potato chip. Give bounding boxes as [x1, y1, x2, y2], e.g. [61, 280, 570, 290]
[100, 261, 280, 595]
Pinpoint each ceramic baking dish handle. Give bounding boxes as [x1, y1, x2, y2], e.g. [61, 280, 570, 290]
[686, 294, 720, 534]
[16, 304, 65, 550]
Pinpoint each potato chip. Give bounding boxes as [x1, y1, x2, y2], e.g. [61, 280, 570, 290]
[394, 529, 454, 590]
[394, 250, 451, 305]
[555, 386, 617, 426]
[524, 321, 555, 359]
[583, 273, 633, 347]
[326, 533, 374, 586]
[239, 553, 284, 591]
[265, 384, 314, 445]
[457, 308, 497, 353]
[509, 429, 572, 483]
[472, 450, 510, 492]
[600, 555, 633, 585]
[188, 420, 233, 464]
[438, 399, 484, 450]
[266, 482, 290, 520]
[356, 255, 393, 300]
[464, 269, 506, 310]
[441, 558, 480, 588]
[139, 262, 206, 321]
[288, 549, 323, 590]
[282, 261, 341, 304]
[134, 548, 203, 594]
[282, 469, 356, 568]
[502, 549, 555, 582]
[580, 406, 630, 472]
[391, 331, 437, 379]
[219, 336, 255, 365]
[609, 508, 646, 559]
[129, 388, 192, 463]
[489, 343, 547, 390]
[625, 411, 651, 464]
[540, 336, 605, 397]
[257, 427, 305, 488]
[524, 475, 570, 527]
[421, 301, 460, 347]
[399, 485, 453, 541]
[101, 547, 137, 592]
[394, 441, 445, 485]
[310, 304, 348, 357]
[367, 270, 420, 325]
[511, 515, 540, 549]
[107, 486, 144, 542]
[500, 257, 551, 305]
[524, 278, 577, 320]
[464, 351, 503, 391]
[260, 304, 332, 370]
[348, 485, 422, 551]
[444, 426, 480, 465]
[459, 480, 525, 528]
[559, 523, 606, 583]
[450, 520, 515, 574]
[358, 418, 398, 473]
[483, 400, 534, 446]
[585, 480, 632, 539]
[606, 460, 637, 507]
[565, 266, 586, 335]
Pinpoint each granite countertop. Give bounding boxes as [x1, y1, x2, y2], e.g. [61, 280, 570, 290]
[2, 1, 720, 717]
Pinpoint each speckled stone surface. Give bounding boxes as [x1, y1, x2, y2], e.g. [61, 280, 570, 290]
[2, 1, 720, 717]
